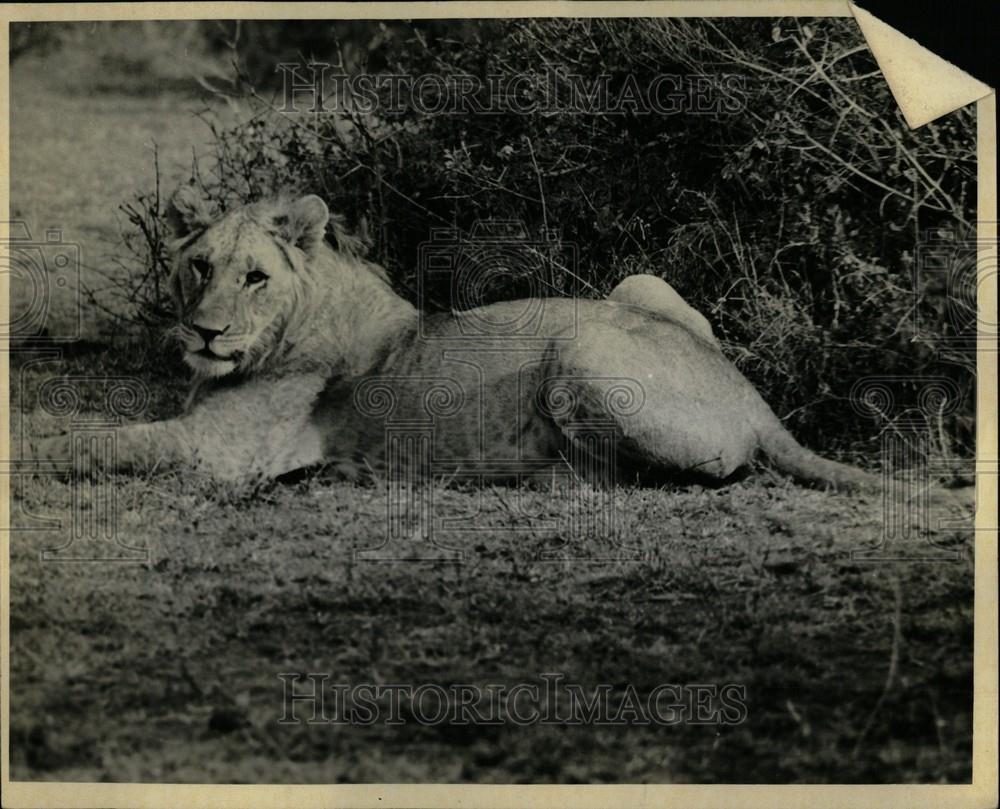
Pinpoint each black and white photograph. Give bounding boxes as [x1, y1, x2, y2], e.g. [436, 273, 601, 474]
[1, 3, 996, 805]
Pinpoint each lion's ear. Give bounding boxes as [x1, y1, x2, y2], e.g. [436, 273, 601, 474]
[166, 186, 216, 239]
[274, 195, 330, 256]
[328, 213, 370, 258]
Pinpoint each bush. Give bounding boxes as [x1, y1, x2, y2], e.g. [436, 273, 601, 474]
[117, 17, 977, 460]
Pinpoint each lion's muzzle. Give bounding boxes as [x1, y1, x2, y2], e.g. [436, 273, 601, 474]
[178, 321, 246, 376]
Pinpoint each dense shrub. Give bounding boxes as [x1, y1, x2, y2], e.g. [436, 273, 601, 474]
[118, 17, 977, 459]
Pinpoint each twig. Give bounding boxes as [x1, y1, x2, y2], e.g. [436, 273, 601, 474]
[524, 135, 549, 234]
[851, 572, 903, 759]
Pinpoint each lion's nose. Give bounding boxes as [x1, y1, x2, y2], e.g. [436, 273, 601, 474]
[192, 323, 228, 345]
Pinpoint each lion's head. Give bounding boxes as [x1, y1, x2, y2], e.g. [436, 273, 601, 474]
[165, 189, 331, 379]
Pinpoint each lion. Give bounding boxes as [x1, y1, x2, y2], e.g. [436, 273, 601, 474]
[28, 189, 887, 492]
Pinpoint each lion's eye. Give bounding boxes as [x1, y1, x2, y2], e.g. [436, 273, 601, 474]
[245, 270, 269, 287]
[190, 258, 212, 279]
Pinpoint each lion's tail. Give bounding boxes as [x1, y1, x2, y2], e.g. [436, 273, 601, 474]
[756, 414, 975, 522]
[757, 415, 880, 492]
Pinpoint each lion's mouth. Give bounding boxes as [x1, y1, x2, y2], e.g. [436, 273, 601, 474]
[190, 347, 241, 363]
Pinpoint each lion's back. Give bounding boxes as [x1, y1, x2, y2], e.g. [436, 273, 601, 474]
[314, 297, 763, 476]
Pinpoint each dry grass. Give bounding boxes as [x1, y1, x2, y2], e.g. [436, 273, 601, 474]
[8, 433, 974, 782]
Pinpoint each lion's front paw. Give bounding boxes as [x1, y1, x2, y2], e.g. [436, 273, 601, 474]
[20, 434, 71, 475]
[21, 433, 110, 478]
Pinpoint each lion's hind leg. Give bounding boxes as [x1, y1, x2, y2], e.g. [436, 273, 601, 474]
[539, 363, 756, 488]
[608, 274, 719, 348]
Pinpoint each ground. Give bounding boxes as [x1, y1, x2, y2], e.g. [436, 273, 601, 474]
[5, 43, 975, 784]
